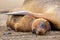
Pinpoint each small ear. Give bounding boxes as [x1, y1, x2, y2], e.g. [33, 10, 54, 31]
[32, 29, 36, 34]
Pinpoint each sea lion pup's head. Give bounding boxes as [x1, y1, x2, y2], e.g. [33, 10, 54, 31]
[31, 18, 51, 35]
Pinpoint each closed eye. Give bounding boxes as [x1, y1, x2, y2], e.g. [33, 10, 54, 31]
[39, 22, 46, 28]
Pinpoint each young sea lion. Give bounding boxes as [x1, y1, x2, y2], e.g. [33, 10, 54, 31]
[6, 13, 51, 35]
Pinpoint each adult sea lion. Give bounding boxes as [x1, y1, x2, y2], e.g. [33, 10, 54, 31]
[5, 0, 60, 34]
[6, 9, 60, 30]
[7, 0, 60, 30]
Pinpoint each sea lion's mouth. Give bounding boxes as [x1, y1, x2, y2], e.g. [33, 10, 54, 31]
[32, 28, 46, 35]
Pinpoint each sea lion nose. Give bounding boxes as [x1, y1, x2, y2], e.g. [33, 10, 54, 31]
[36, 30, 44, 35]
[32, 29, 36, 34]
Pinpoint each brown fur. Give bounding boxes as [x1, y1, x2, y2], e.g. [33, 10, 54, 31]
[6, 14, 51, 35]
[6, 15, 24, 30]
[7, 15, 36, 32]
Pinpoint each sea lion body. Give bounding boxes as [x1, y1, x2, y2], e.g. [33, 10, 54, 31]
[7, 15, 51, 35]
[7, 15, 36, 32]
[20, 0, 60, 30]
